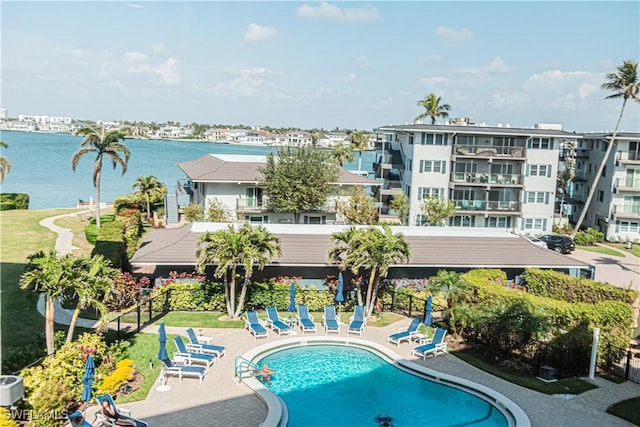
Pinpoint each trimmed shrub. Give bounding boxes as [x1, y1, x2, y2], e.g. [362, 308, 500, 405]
[113, 196, 140, 215]
[523, 268, 637, 304]
[98, 359, 135, 395]
[0, 193, 29, 210]
[92, 219, 128, 269]
[574, 228, 605, 246]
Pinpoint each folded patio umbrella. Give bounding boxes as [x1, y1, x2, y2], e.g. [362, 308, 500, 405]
[81, 355, 95, 403]
[288, 282, 296, 313]
[157, 322, 168, 361]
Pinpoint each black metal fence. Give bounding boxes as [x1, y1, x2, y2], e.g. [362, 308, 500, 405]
[610, 350, 640, 383]
[109, 290, 172, 339]
[380, 287, 429, 320]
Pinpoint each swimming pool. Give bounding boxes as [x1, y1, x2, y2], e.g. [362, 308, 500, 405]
[256, 344, 510, 427]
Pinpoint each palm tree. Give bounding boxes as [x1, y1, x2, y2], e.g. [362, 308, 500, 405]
[65, 255, 118, 342]
[132, 175, 167, 222]
[0, 141, 11, 182]
[19, 250, 70, 356]
[429, 270, 467, 310]
[349, 131, 369, 172]
[327, 226, 364, 305]
[329, 142, 355, 166]
[414, 93, 451, 124]
[572, 60, 639, 236]
[329, 225, 410, 317]
[197, 223, 281, 318]
[71, 127, 130, 228]
[557, 162, 575, 224]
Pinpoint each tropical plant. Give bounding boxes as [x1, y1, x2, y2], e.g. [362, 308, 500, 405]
[71, 127, 130, 228]
[389, 191, 409, 225]
[336, 186, 377, 225]
[0, 141, 11, 183]
[329, 142, 355, 166]
[132, 175, 167, 222]
[414, 93, 451, 124]
[572, 60, 640, 236]
[206, 197, 231, 222]
[349, 130, 369, 172]
[328, 225, 410, 316]
[196, 223, 281, 318]
[557, 154, 575, 224]
[429, 270, 468, 310]
[327, 226, 365, 305]
[182, 202, 204, 222]
[421, 196, 456, 226]
[259, 145, 339, 224]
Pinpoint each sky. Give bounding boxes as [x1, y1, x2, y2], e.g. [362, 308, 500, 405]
[2, 1, 640, 132]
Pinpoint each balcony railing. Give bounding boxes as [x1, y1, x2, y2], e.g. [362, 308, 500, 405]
[451, 172, 523, 185]
[617, 151, 640, 165]
[453, 199, 521, 212]
[615, 178, 640, 192]
[453, 145, 525, 158]
[237, 197, 337, 214]
[613, 204, 640, 219]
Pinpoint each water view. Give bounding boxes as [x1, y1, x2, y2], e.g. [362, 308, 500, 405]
[0, 131, 375, 209]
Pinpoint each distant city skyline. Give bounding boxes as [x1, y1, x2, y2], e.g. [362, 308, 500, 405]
[2, 1, 639, 132]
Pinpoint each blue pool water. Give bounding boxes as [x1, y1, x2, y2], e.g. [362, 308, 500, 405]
[259, 345, 508, 427]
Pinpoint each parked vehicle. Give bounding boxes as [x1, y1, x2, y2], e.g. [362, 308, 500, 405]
[539, 234, 576, 254]
[525, 236, 548, 249]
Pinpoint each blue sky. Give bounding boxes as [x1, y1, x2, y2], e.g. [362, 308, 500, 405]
[2, 1, 639, 132]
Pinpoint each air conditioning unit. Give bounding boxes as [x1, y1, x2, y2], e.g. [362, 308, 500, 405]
[0, 376, 24, 406]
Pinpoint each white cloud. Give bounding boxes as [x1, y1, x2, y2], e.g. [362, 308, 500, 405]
[346, 73, 357, 82]
[487, 91, 530, 110]
[419, 76, 448, 85]
[244, 23, 278, 43]
[214, 66, 275, 98]
[435, 26, 474, 44]
[417, 54, 441, 65]
[128, 4, 143, 9]
[457, 57, 511, 75]
[128, 57, 181, 86]
[355, 56, 371, 67]
[296, 2, 380, 23]
[151, 44, 166, 55]
[123, 51, 148, 62]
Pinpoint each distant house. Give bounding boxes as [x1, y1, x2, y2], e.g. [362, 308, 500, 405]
[176, 154, 380, 224]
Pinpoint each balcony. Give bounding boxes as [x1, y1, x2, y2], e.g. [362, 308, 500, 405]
[573, 171, 589, 182]
[452, 145, 525, 159]
[374, 180, 403, 199]
[613, 204, 640, 220]
[574, 149, 590, 159]
[614, 178, 640, 193]
[452, 199, 521, 214]
[236, 197, 336, 214]
[450, 172, 524, 186]
[177, 179, 194, 195]
[616, 151, 640, 166]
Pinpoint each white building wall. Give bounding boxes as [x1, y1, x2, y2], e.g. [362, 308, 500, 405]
[407, 143, 452, 226]
[520, 144, 559, 234]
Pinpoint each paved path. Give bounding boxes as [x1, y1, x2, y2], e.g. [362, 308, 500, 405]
[568, 245, 640, 291]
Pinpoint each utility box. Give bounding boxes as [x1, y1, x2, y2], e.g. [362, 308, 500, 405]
[539, 365, 557, 381]
[0, 376, 24, 407]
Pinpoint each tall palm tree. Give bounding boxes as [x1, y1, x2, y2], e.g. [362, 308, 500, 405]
[132, 175, 167, 222]
[0, 141, 11, 182]
[557, 163, 575, 224]
[414, 93, 451, 124]
[572, 60, 639, 236]
[349, 130, 369, 172]
[19, 250, 71, 356]
[329, 142, 355, 166]
[430, 270, 467, 310]
[197, 223, 281, 318]
[71, 127, 130, 228]
[327, 226, 364, 305]
[65, 254, 118, 342]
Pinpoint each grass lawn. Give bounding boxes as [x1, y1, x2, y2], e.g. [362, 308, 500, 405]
[607, 396, 640, 426]
[151, 311, 246, 328]
[450, 349, 597, 395]
[0, 208, 86, 354]
[577, 245, 625, 257]
[605, 242, 640, 258]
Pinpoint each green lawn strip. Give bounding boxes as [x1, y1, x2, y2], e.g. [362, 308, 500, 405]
[605, 243, 640, 258]
[450, 350, 596, 395]
[577, 245, 625, 257]
[607, 396, 640, 426]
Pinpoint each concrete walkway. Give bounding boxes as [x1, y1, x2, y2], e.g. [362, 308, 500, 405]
[568, 245, 640, 291]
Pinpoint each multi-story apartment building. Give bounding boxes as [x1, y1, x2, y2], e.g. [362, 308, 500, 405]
[373, 121, 580, 234]
[570, 132, 640, 241]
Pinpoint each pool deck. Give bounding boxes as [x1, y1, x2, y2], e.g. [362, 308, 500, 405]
[85, 318, 640, 427]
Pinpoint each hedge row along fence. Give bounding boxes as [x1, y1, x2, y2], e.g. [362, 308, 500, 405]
[454, 269, 635, 376]
[0, 193, 29, 210]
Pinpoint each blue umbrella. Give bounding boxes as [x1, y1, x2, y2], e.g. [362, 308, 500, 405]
[335, 272, 345, 304]
[157, 322, 168, 362]
[423, 295, 433, 326]
[81, 355, 95, 403]
[288, 282, 296, 313]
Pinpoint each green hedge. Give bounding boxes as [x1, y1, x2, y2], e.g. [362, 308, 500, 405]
[0, 193, 29, 210]
[92, 219, 127, 269]
[523, 268, 638, 304]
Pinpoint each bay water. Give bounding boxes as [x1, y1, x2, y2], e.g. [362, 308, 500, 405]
[0, 130, 375, 209]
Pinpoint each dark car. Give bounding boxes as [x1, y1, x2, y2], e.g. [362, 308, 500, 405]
[539, 234, 575, 254]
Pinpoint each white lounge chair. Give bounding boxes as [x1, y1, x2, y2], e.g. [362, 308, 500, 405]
[245, 310, 269, 340]
[265, 306, 293, 336]
[161, 358, 206, 384]
[412, 327, 447, 359]
[387, 318, 422, 347]
[322, 305, 340, 334]
[185, 328, 226, 361]
[347, 305, 366, 336]
[297, 304, 317, 334]
[173, 336, 216, 369]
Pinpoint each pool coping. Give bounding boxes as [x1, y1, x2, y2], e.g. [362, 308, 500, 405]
[241, 336, 532, 427]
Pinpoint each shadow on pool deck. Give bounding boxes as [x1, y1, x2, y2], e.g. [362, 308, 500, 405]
[99, 319, 637, 427]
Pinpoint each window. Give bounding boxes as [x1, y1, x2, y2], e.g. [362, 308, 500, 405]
[616, 221, 639, 233]
[304, 215, 326, 224]
[450, 215, 475, 227]
[406, 158, 412, 171]
[602, 166, 606, 178]
[486, 216, 511, 228]
[528, 164, 551, 177]
[522, 218, 547, 230]
[525, 191, 549, 204]
[418, 187, 444, 200]
[421, 133, 448, 145]
[408, 134, 414, 145]
[597, 190, 604, 202]
[420, 160, 446, 174]
[528, 137, 552, 149]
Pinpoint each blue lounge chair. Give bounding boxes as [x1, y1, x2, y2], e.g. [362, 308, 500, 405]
[94, 394, 148, 427]
[387, 317, 422, 347]
[348, 305, 366, 336]
[296, 304, 317, 334]
[185, 328, 226, 360]
[173, 336, 216, 369]
[322, 305, 340, 334]
[245, 310, 269, 340]
[412, 327, 448, 359]
[265, 306, 293, 336]
[161, 358, 206, 384]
